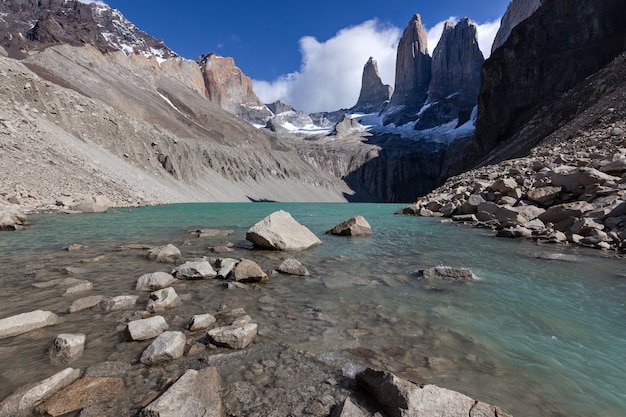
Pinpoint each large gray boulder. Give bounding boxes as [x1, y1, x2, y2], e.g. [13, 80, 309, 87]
[246, 210, 322, 251]
[356, 368, 512, 417]
[207, 315, 257, 349]
[146, 287, 181, 313]
[140, 367, 222, 417]
[172, 261, 217, 279]
[326, 215, 372, 237]
[0, 310, 59, 339]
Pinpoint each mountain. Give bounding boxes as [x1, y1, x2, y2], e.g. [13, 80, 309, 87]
[0, 1, 351, 209]
[491, 0, 542, 53]
[351, 57, 392, 113]
[383, 14, 432, 126]
[473, 0, 626, 165]
[0, 0, 176, 59]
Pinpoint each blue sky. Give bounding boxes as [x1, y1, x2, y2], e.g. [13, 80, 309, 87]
[93, 0, 510, 112]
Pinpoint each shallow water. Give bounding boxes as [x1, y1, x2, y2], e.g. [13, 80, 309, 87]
[0, 203, 624, 416]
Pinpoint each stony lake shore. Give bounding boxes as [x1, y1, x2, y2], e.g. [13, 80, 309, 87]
[0, 212, 513, 417]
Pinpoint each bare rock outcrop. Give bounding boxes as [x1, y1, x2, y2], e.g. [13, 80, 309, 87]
[491, 0, 543, 53]
[416, 18, 484, 130]
[384, 14, 431, 126]
[351, 57, 392, 113]
[473, 0, 626, 165]
[199, 53, 272, 124]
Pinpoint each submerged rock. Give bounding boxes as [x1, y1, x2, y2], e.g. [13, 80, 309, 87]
[140, 367, 222, 417]
[207, 315, 257, 349]
[356, 368, 512, 417]
[172, 260, 217, 279]
[0, 310, 59, 339]
[146, 244, 182, 263]
[140, 331, 186, 365]
[246, 210, 322, 251]
[416, 266, 475, 281]
[135, 271, 177, 291]
[278, 258, 310, 276]
[146, 287, 181, 313]
[35, 376, 124, 416]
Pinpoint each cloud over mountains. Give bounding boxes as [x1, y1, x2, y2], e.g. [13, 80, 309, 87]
[254, 17, 501, 113]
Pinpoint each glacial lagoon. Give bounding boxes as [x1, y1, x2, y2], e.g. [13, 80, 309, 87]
[0, 203, 624, 416]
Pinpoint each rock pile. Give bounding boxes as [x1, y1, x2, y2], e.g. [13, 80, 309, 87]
[399, 123, 626, 252]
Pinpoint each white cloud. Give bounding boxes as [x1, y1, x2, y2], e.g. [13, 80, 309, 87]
[253, 20, 400, 113]
[253, 16, 502, 113]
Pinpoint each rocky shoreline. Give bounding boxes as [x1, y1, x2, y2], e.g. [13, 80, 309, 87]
[399, 121, 626, 254]
[0, 213, 512, 417]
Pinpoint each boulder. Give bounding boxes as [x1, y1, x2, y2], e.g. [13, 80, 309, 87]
[416, 266, 475, 281]
[172, 261, 217, 279]
[0, 206, 27, 230]
[496, 226, 533, 238]
[490, 177, 518, 194]
[246, 210, 322, 251]
[278, 258, 310, 276]
[35, 376, 123, 416]
[233, 259, 268, 283]
[146, 287, 181, 313]
[189, 313, 216, 331]
[578, 167, 618, 187]
[527, 186, 562, 206]
[139, 367, 222, 417]
[538, 201, 595, 224]
[135, 271, 177, 291]
[125, 316, 169, 341]
[326, 215, 372, 237]
[71, 197, 109, 213]
[140, 331, 186, 365]
[100, 295, 138, 312]
[356, 368, 512, 417]
[207, 315, 257, 349]
[0, 310, 59, 339]
[0, 368, 81, 415]
[147, 244, 181, 263]
[216, 258, 238, 279]
[49, 333, 85, 364]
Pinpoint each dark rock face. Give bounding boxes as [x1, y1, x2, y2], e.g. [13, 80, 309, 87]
[491, 0, 543, 53]
[199, 53, 272, 125]
[0, 0, 176, 59]
[416, 18, 484, 130]
[384, 14, 432, 125]
[473, 0, 626, 164]
[351, 57, 392, 113]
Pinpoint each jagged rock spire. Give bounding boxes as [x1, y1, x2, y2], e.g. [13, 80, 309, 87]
[414, 17, 484, 129]
[387, 14, 431, 111]
[351, 57, 392, 113]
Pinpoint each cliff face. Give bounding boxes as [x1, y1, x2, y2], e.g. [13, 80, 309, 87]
[474, 0, 626, 164]
[384, 14, 431, 125]
[199, 53, 272, 125]
[351, 57, 392, 113]
[491, 0, 542, 53]
[415, 18, 484, 130]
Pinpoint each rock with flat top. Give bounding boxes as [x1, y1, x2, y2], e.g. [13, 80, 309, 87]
[49, 333, 85, 364]
[0, 368, 81, 415]
[326, 215, 372, 237]
[68, 295, 105, 313]
[139, 367, 222, 417]
[416, 266, 475, 281]
[246, 210, 322, 251]
[172, 261, 217, 279]
[125, 316, 169, 341]
[189, 313, 216, 331]
[208, 315, 257, 349]
[100, 295, 138, 312]
[0, 310, 59, 339]
[140, 331, 186, 365]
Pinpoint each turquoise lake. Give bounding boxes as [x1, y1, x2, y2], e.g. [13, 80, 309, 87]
[0, 203, 624, 416]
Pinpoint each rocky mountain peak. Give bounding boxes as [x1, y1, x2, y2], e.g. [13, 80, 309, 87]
[198, 53, 272, 125]
[415, 17, 484, 129]
[384, 13, 432, 125]
[351, 57, 392, 113]
[491, 0, 543, 53]
[0, 0, 177, 59]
